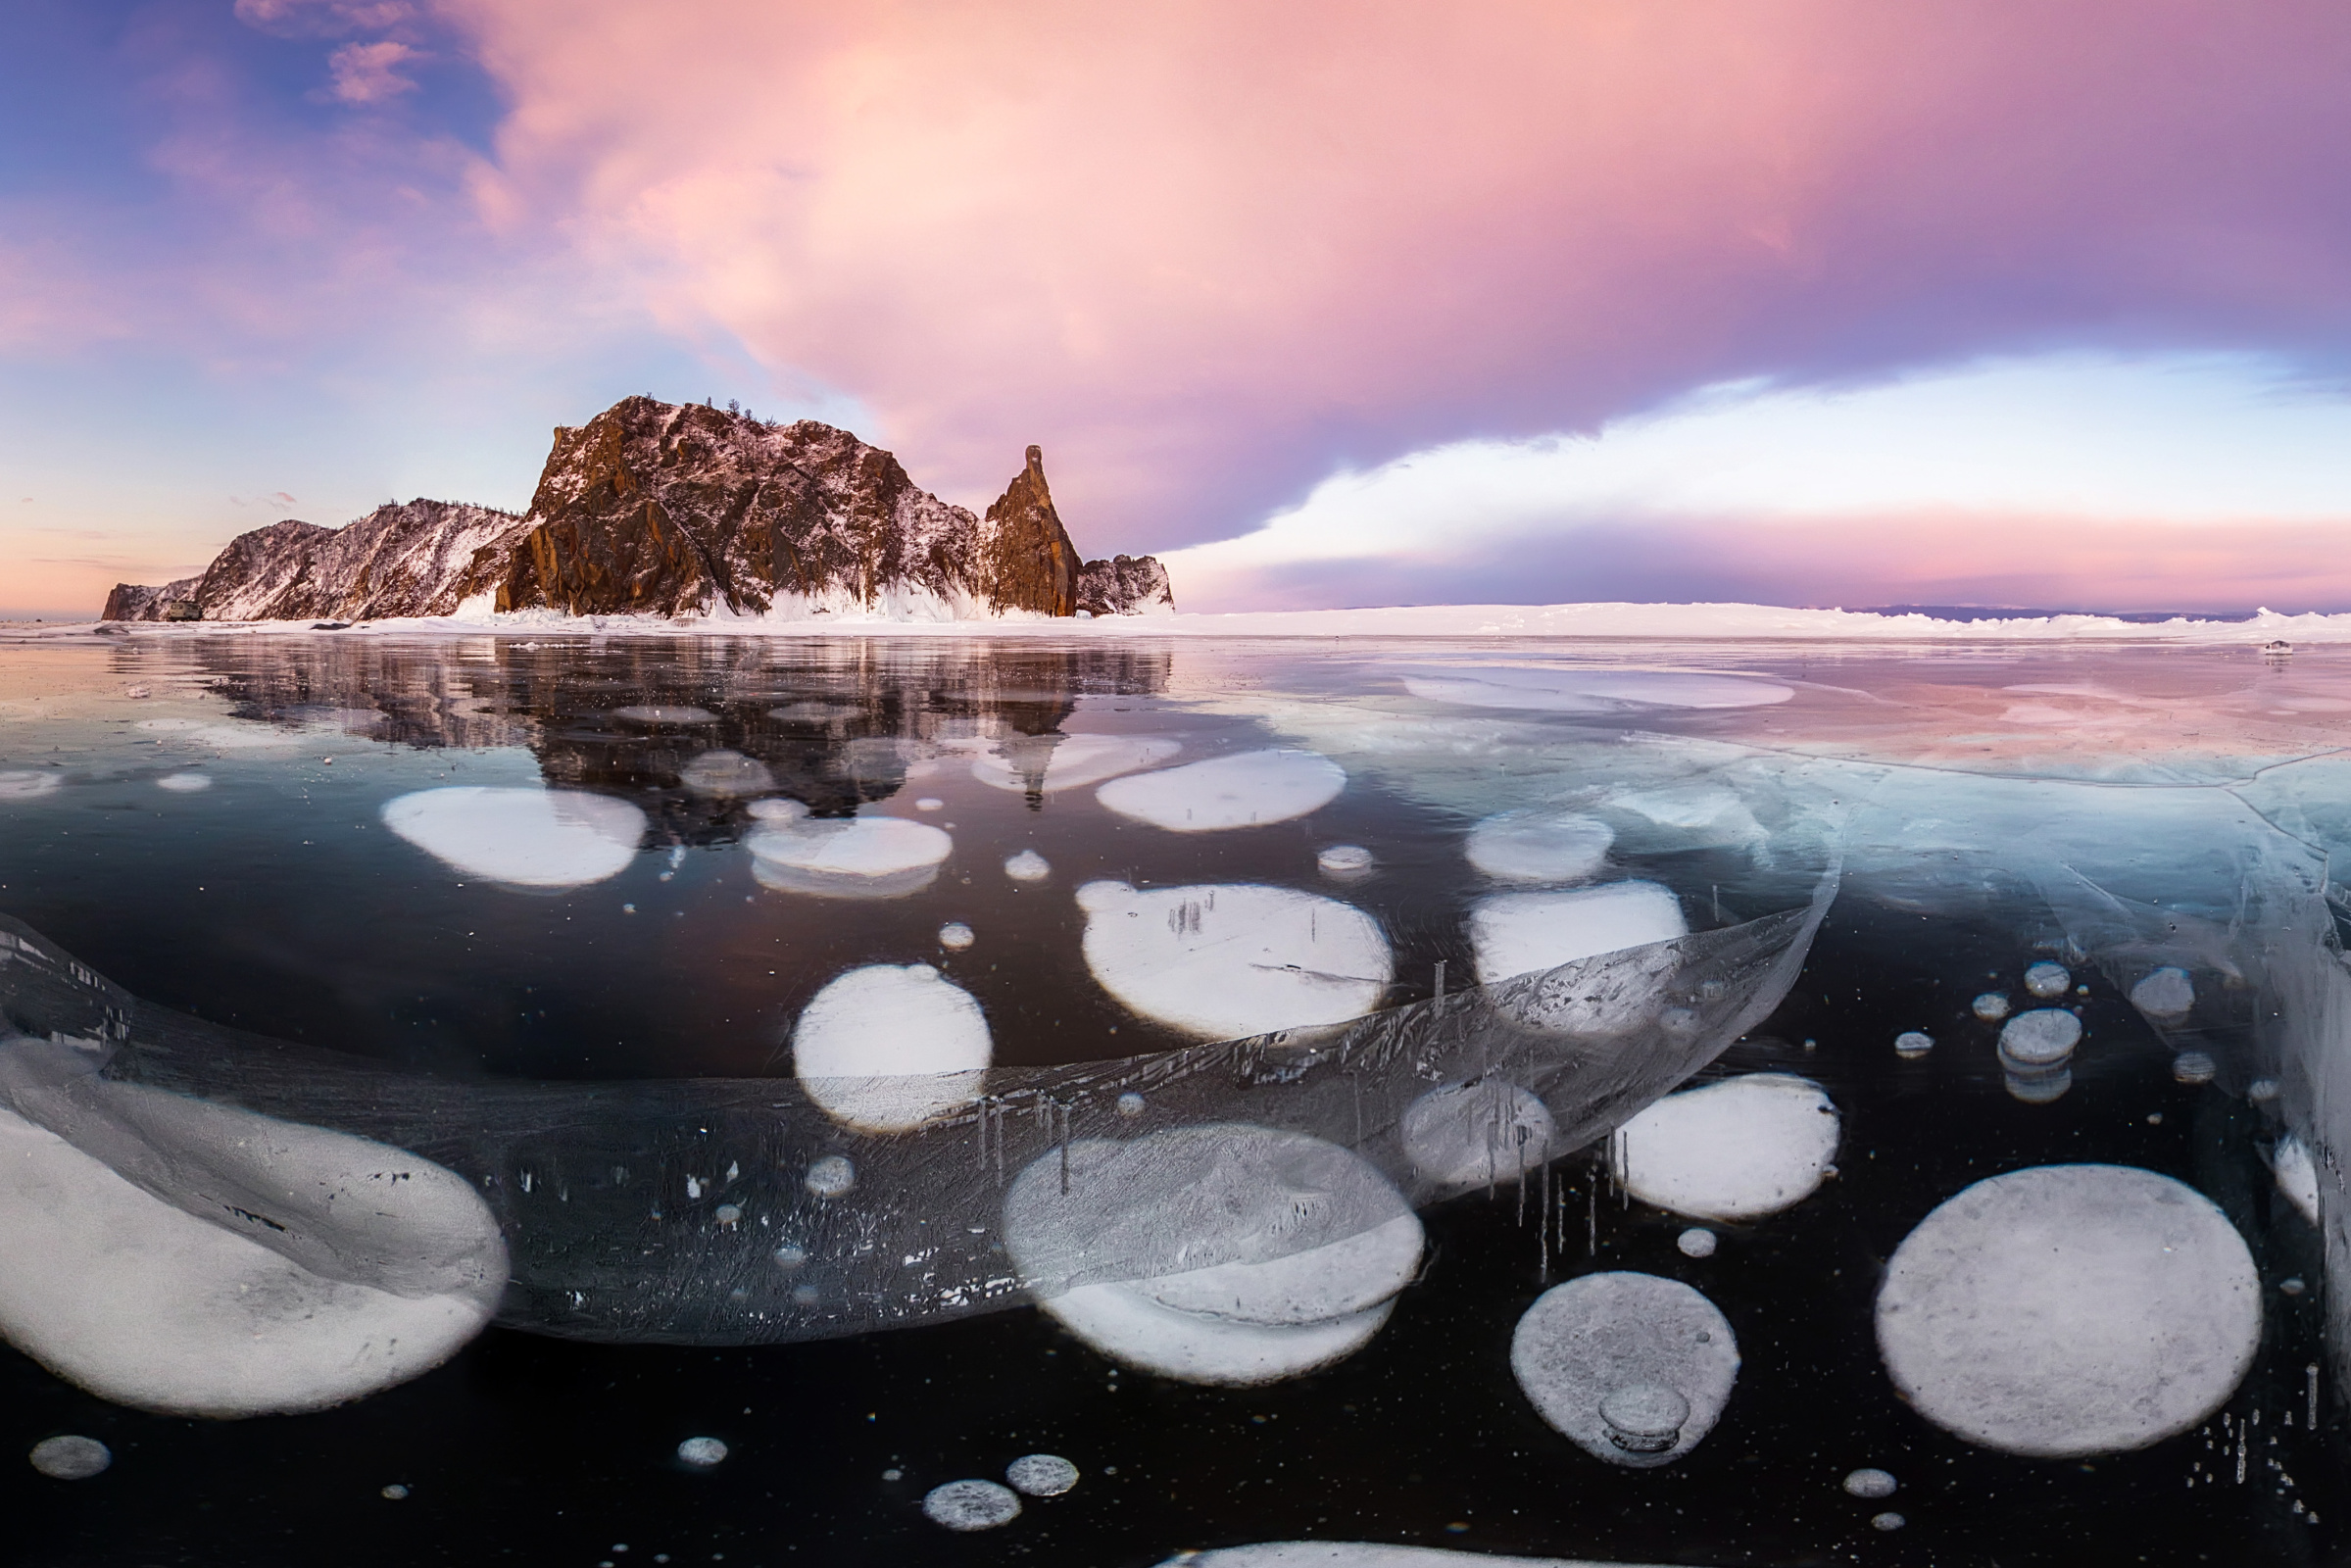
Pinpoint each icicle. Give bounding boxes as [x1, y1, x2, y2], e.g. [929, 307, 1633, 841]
[2311, 1363, 2322, 1432]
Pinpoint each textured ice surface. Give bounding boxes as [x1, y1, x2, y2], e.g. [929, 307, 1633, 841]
[1004, 1452, 1078, 1496]
[1400, 666, 1793, 712]
[922, 1479, 1021, 1531]
[1076, 881, 1393, 1040]
[1511, 1271, 1739, 1467]
[1096, 749, 1346, 832]
[792, 964, 991, 1132]
[1876, 1163, 2260, 1456]
[746, 805, 952, 897]
[1618, 1074, 1838, 1221]
[380, 786, 644, 889]
[1398, 1080, 1554, 1192]
[1468, 882, 1688, 986]
[1464, 810, 1613, 884]
[971, 733, 1181, 794]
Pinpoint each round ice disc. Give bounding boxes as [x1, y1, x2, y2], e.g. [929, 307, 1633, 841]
[1510, 1271, 1739, 1468]
[1618, 1074, 1838, 1222]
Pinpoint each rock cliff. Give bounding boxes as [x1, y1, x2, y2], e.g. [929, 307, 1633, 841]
[105, 398, 1170, 623]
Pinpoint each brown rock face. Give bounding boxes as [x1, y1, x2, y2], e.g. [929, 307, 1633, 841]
[100, 503, 525, 622]
[981, 446, 1079, 616]
[101, 577, 200, 622]
[1077, 554, 1176, 616]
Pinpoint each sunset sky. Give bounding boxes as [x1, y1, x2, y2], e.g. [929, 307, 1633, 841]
[8, 1, 2351, 616]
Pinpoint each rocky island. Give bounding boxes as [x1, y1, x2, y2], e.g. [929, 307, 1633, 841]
[102, 397, 1174, 623]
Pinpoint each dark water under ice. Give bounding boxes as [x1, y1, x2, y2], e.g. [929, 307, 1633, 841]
[1, 628, 2347, 1566]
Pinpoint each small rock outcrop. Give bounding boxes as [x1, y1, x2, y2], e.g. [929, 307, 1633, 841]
[1078, 555, 1176, 616]
[101, 398, 1170, 623]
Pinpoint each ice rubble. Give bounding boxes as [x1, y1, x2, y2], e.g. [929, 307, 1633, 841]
[1399, 665, 1793, 712]
[792, 964, 992, 1132]
[745, 801, 953, 897]
[1876, 1164, 2260, 1457]
[970, 733, 1181, 793]
[1468, 882, 1687, 986]
[1617, 1074, 1839, 1222]
[380, 786, 645, 888]
[1077, 881, 1394, 1040]
[1095, 749, 1346, 831]
[1464, 810, 1613, 884]
[1511, 1271, 1739, 1468]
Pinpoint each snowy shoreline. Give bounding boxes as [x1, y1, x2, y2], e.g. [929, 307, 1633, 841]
[4, 599, 2340, 643]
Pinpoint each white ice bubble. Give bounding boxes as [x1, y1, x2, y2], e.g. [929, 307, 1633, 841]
[971, 734, 1182, 794]
[1997, 1008, 2082, 1069]
[938, 922, 975, 951]
[804, 1155, 856, 1198]
[1401, 666, 1793, 712]
[923, 1479, 1021, 1531]
[915, 797, 945, 811]
[1075, 881, 1392, 1040]
[1677, 1228, 1717, 1259]
[612, 706, 717, 725]
[1464, 810, 1614, 885]
[1004, 1453, 1079, 1497]
[2131, 966, 2195, 1020]
[792, 964, 991, 1133]
[2024, 961, 2073, 999]
[1095, 749, 1346, 833]
[380, 787, 644, 889]
[1893, 1031, 1934, 1058]
[677, 750, 776, 798]
[1618, 1074, 1839, 1222]
[1876, 1163, 2261, 1457]
[2273, 1136, 2321, 1225]
[1510, 1271, 1739, 1468]
[1871, 1513, 1906, 1533]
[1004, 849, 1052, 882]
[156, 772, 212, 793]
[676, 1437, 729, 1468]
[1972, 993, 2012, 1021]
[0, 771, 62, 800]
[2173, 1050, 2218, 1085]
[1040, 1284, 1396, 1386]
[746, 809, 952, 898]
[1316, 844, 1375, 877]
[1398, 1081, 1554, 1192]
[28, 1436, 110, 1480]
[1467, 881, 1687, 985]
[1842, 1467, 1896, 1498]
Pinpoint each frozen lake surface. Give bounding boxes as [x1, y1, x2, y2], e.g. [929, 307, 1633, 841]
[0, 627, 2345, 1564]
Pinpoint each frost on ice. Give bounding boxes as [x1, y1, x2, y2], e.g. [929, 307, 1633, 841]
[1469, 881, 1688, 986]
[971, 733, 1181, 795]
[1076, 881, 1393, 1040]
[745, 801, 952, 897]
[792, 964, 992, 1133]
[1095, 749, 1346, 832]
[1464, 810, 1614, 885]
[1617, 1074, 1838, 1222]
[1875, 1163, 2260, 1457]
[1511, 1271, 1739, 1467]
[380, 786, 644, 889]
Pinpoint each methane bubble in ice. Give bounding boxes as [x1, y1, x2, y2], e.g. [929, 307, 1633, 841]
[2173, 1051, 2217, 1085]
[1468, 881, 1687, 985]
[379, 787, 645, 889]
[2272, 1136, 2321, 1225]
[1464, 810, 1614, 884]
[792, 964, 991, 1132]
[2131, 966, 2195, 1020]
[676, 1437, 729, 1468]
[1893, 1031, 1934, 1058]
[156, 772, 212, 793]
[1618, 1074, 1837, 1221]
[1876, 1163, 2261, 1457]
[1004, 849, 1052, 882]
[28, 1436, 111, 1480]
[1075, 881, 1392, 1040]
[1842, 1468, 1897, 1498]
[745, 805, 951, 898]
[1400, 666, 1793, 712]
[1510, 1271, 1739, 1467]
[1972, 993, 2011, 1021]
[1399, 1081, 1554, 1192]
[1998, 1009, 2082, 1073]
[1677, 1228, 1716, 1258]
[1095, 749, 1346, 833]
[0, 771, 61, 800]
[972, 734, 1181, 793]
[611, 706, 718, 725]
[677, 749, 776, 798]
[0, 1048, 507, 1417]
[1004, 1453, 1079, 1496]
[1871, 1513, 1906, 1532]
[2024, 961, 2072, 999]
[804, 1155, 856, 1199]
[1317, 844, 1375, 877]
[938, 922, 975, 951]
[924, 1479, 1021, 1531]
[1003, 1124, 1421, 1386]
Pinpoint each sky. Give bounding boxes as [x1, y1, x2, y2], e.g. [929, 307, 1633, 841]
[8, 1, 2351, 617]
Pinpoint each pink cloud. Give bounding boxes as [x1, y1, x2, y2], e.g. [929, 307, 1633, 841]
[325, 39, 426, 104]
